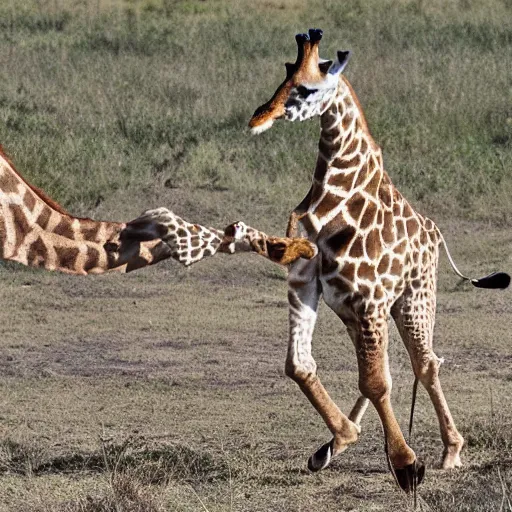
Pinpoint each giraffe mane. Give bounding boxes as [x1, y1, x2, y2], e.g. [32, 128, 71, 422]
[0, 144, 96, 220]
[338, 77, 376, 149]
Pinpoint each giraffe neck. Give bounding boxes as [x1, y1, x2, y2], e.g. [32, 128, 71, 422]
[303, 77, 390, 231]
[318, 77, 381, 175]
[0, 150, 161, 274]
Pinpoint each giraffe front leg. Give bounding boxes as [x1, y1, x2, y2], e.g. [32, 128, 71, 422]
[287, 279, 360, 471]
[348, 316, 424, 492]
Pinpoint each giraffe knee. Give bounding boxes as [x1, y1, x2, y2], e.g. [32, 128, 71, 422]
[285, 356, 317, 383]
[358, 372, 391, 402]
[414, 353, 443, 384]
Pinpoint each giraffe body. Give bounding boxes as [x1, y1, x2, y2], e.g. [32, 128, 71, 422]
[249, 29, 509, 490]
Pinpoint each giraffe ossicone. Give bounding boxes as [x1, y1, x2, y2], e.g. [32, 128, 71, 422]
[249, 28, 510, 492]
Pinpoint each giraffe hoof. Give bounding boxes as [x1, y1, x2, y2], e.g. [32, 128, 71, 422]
[308, 440, 333, 472]
[394, 459, 425, 493]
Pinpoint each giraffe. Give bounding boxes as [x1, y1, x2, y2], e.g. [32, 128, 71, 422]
[248, 29, 510, 491]
[0, 143, 314, 271]
[0, 145, 233, 274]
[122, 207, 318, 266]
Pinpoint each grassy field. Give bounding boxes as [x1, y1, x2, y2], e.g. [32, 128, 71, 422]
[0, 0, 511, 510]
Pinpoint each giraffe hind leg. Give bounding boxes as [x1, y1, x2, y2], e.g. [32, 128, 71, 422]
[391, 292, 464, 469]
[343, 311, 422, 491]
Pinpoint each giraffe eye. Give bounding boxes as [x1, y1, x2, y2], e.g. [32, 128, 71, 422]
[296, 85, 318, 98]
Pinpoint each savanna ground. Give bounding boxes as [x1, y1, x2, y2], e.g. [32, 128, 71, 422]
[0, 0, 511, 510]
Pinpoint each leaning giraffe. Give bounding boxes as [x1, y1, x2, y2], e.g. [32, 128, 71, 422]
[248, 29, 510, 491]
[122, 207, 317, 266]
[0, 146, 314, 273]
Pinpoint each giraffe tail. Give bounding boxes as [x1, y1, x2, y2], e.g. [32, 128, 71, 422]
[437, 229, 510, 290]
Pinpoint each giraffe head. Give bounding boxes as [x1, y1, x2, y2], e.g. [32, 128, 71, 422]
[120, 208, 223, 266]
[249, 29, 351, 134]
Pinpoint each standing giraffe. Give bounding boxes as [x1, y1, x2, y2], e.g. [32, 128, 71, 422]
[248, 29, 510, 491]
[0, 146, 243, 273]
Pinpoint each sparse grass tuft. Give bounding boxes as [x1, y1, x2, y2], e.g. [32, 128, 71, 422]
[49, 473, 165, 512]
[0, 438, 46, 476]
[465, 414, 512, 456]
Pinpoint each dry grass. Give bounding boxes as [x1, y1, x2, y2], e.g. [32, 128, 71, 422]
[0, 227, 511, 510]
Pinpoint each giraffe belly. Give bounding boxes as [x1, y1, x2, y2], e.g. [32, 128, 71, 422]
[319, 255, 403, 320]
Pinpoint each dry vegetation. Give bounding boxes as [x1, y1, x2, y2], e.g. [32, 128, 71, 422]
[0, 0, 511, 510]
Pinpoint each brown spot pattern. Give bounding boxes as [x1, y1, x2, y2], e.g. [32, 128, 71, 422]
[359, 138, 368, 155]
[81, 222, 101, 242]
[349, 236, 364, 258]
[358, 261, 375, 280]
[0, 170, 19, 193]
[343, 136, 359, 155]
[315, 192, 340, 218]
[374, 285, 384, 300]
[84, 247, 100, 271]
[11, 205, 31, 250]
[381, 219, 394, 244]
[379, 185, 392, 208]
[377, 254, 390, 273]
[340, 262, 356, 281]
[36, 206, 52, 230]
[346, 193, 366, 223]
[364, 166, 381, 197]
[54, 217, 75, 239]
[337, 154, 361, 170]
[24, 190, 36, 212]
[27, 236, 48, 266]
[395, 240, 408, 255]
[360, 202, 377, 229]
[406, 218, 419, 237]
[328, 171, 356, 189]
[366, 229, 381, 259]
[390, 258, 402, 275]
[396, 219, 406, 239]
[55, 246, 80, 270]
[403, 203, 413, 218]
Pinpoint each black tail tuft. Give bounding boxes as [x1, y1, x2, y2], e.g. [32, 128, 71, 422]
[471, 272, 511, 290]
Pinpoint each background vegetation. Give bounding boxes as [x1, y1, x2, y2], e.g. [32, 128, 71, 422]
[0, 0, 511, 511]
[0, 0, 511, 228]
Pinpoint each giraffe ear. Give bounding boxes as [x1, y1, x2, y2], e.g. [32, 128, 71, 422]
[318, 59, 333, 75]
[328, 50, 351, 76]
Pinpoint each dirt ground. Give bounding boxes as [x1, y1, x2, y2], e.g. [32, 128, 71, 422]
[0, 222, 510, 511]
